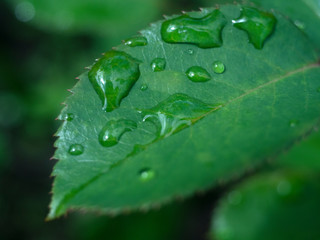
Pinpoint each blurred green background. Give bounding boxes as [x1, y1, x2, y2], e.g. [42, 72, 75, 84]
[1, 0, 319, 239]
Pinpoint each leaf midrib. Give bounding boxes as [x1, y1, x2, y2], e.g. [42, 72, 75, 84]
[52, 60, 320, 217]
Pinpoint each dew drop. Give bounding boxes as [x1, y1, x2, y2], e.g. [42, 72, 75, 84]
[213, 61, 225, 74]
[151, 58, 166, 72]
[289, 120, 299, 128]
[187, 49, 194, 55]
[294, 20, 305, 30]
[124, 36, 148, 47]
[63, 113, 74, 121]
[186, 66, 211, 82]
[161, 9, 227, 48]
[68, 144, 84, 155]
[99, 119, 137, 147]
[15, 1, 35, 22]
[88, 50, 141, 112]
[140, 93, 221, 138]
[232, 7, 277, 49]
[139, 168, 155, 182]
[140, 84, 148, 91]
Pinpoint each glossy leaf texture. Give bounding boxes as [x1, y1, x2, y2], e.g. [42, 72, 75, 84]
[211, 171, 320, 240]
[8, 0, 160, 37]
[49, 5, 320, 219]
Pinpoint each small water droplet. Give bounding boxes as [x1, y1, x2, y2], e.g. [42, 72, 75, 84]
[88, 50, 141, 112]
[213, 61, 225, 74]
[294, 20, 305, 30]
[289, 120, 299, 128]
[140, 93, 221, 138]
[151, 58, 166, 72]
[63, 113, 74, 121]
[139, 168, 155, 182]
[140, 84, 148, 91]
[186, 66, 211, 82]
[161, 9, 227, 48]
[227, 191, 242, 205]
[99, 119, 137, 147]
[187, 49, 194, 55]
[277, 180, 292, 196]
[15, 1, 35, 22]
[68, 144, 84, 155]
[232, 7, 277, 49]
[124, 36, 148, 47]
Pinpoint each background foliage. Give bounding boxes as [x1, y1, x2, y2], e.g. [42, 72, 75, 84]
[0, 0, 319, 239]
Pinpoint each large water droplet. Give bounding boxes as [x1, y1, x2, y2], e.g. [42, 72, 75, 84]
[140, 93, 221, 138]
[213, 61, 225, 74]
[151, 58, 166, 72]
[232, 7, 277, 49]
[124, 36, 148, 47]
[68, 144, 84, 155]
[88, 50, 141, 112]
[139, 168, 155, 182]
[99, 119, 137, 147]
[186, 66, 211, 82]
[161, 9, 227, 48]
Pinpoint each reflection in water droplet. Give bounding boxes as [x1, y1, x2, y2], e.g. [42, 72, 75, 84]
[140, 84, 148, 91]
[140, 93, 221, 138]
[15, 1, 35, 22]
[186, 66, 211, 82]
[289, 120, 299, 128]
[139, 168, 155, 182]
[124, 36, 148, 47]
[151, 58, 166, 72]
[227, 191, 242, 205]
[99, 119, 137, 147]
[68, 144, 84, 155]
[277, 180, 292, 196]
[232, 7, 277, 49]
[187, 49, 194, 55]
[213, 61, 225, 74]
[88, 50, 141, 112]
[161, 9, 227, 48]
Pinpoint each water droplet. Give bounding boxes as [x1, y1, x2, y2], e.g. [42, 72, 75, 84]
[151, 58, 166, 72]
[15, 1, 35, 22]
[140, 93, 221, 138]
[140, 84, 148, 91]
[161, 9, 227, 48]
[187, 49, 194, 55]
[232, 7, 277, 49]
[63, 113, 74, 121]
[289, 120, 299, 128]
[88, 50, 141, 112]
[277, 180, 292, 196]
[213, 61, 225, 74]
[227, 191, 242, 205]
[68, 144, 84, 155]
[124, 36, 148, 47]
[139, 168, 155, 182]
[186, 66, 211, 82]
[99, 119, 137, 147]
[294, 20, 305, 30]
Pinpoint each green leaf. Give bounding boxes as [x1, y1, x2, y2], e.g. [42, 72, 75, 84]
[210, 171, 320, 240]
[49, 4, 320, 219]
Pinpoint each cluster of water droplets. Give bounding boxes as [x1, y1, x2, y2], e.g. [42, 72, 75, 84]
[64, 6, 312, 182]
